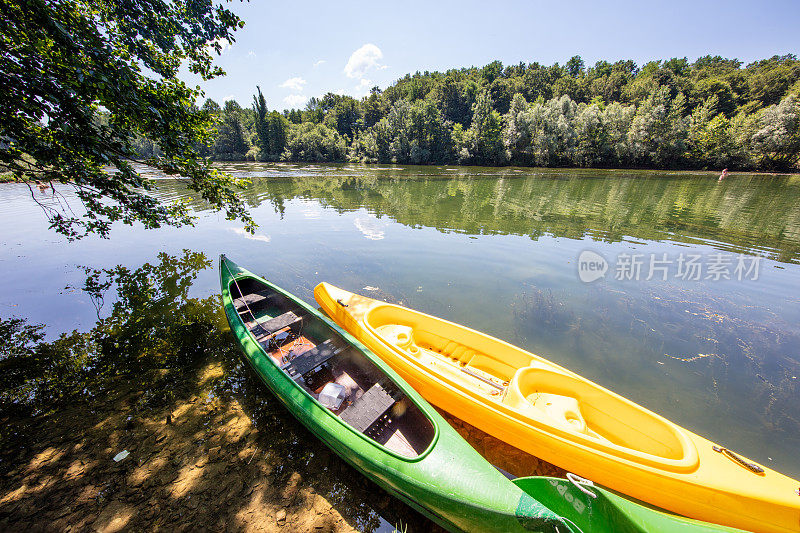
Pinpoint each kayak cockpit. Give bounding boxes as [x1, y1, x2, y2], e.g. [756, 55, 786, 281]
[365, 303, 699, 472]
[230, 277, 435, 458]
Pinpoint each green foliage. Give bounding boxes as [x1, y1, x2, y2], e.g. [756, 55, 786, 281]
[251, 87, 290, 161]
[213, 100, 248, 159]
[466, 91, 506, 165]
[323, 97, 362, 140]
[282, 123, 347, 162]
[628, 87, 688, 167]
[0, 0, 254, 239]
[751, 95, 800, 170]
[190, 53, 799, 170]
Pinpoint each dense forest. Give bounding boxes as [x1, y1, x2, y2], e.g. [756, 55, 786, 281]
[136, 55, 800, 171]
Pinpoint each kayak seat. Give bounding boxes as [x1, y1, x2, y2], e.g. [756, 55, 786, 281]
[252, 310, 302, 341]
[340, 382, 396, 433]
[283, 339, 342, 378]
[505, 366, 691, 462]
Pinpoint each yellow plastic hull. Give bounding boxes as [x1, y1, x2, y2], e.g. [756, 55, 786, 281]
[315, 282, 800, 533]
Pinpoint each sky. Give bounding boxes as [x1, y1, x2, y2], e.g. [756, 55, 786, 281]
[192, 0, 800, 111]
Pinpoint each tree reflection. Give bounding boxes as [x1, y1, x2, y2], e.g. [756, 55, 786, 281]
[0, 250, 227, 420]
[0, 250, 434, 531]
[155, 168, 800, 263]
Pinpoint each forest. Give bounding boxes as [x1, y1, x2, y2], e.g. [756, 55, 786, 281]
[135, 55, 800, 171]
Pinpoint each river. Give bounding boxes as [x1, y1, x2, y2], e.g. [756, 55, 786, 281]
[2, 163, 799, 488]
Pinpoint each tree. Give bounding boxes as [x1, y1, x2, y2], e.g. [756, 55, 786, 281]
[628, 87, 688, 166]
[362, 87, 385, 128]
[467, 91, 506, 165]
[601, 102, 636, 166]
[751, 95, 800, 170]
[212, 100, 248, 159]
[565, 55, 585, 78]
[324, 97, 362, 140]
[282, 123, 347, 162]
[503, 94, 534, 164]
[252, 86, 270, 159]
[573, 103, 606, 167]
[266, 112, 289, 159]
[0, 0, 252, 239]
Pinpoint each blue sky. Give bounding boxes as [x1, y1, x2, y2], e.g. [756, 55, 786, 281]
[193, 0, 800, 111]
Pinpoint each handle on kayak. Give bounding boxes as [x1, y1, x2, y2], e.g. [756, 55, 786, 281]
[336, 299, 349, 307]
[712, 445, 765, 474]
[566, 472, 597, 498]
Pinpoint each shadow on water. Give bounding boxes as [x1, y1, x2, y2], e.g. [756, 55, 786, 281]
[0, 251, 439, 532]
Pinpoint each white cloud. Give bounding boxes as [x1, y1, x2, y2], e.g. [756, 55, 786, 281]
[247, 51, 256, 58]
[354, 216, 385, 240]
[344, 43, 384, 79]
[222, 95, 235, 103]
[279, 77, 307, 92]
[283, 94, 307, 108]
[230, 227, 270, 243]
[353, 78, 373, 97]
[313, 60, 326, 68]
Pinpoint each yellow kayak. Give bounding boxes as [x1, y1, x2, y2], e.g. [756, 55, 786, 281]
[315, 282, 800, 533]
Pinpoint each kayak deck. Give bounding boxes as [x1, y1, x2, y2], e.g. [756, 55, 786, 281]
[336, 295, 697, 470]
[232, 278, 433, 458]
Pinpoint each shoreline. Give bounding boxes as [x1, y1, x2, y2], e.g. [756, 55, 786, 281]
[0, 358, 434, 532]
[0, 347, 566, 532]
[206, 161, 800, 178]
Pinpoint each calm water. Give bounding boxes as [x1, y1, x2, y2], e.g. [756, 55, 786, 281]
[2, 163, 800, 483]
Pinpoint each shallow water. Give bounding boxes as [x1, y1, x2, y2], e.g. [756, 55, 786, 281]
[2, 163, 799, 483]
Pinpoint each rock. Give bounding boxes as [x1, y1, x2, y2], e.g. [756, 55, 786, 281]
[281, 472, 302, 504]
[208, 446, 221, 461]
[275, 509, 286, 525]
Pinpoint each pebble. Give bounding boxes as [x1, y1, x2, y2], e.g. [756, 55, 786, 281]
[275, 509, 286, 524]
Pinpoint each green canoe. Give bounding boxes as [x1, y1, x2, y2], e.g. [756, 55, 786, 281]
[219, 256, 739, 533]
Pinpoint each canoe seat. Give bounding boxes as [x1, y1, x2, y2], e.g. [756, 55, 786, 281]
[283, 339, 342, 377]
[252, 311, 302, 341]
[340, 383, 396, 433]
[235, 290, 278, 314]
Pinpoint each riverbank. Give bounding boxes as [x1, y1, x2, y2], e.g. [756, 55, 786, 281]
[0, 360, 360, 532]
[0, 354, 448, 532]
[0, 350, 567, 532]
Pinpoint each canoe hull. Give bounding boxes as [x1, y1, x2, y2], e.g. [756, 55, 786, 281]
[219, 257, 569, 533]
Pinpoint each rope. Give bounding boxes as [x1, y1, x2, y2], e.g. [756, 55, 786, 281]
[566, 472, 597, 498]
[222, 257, 258, 325]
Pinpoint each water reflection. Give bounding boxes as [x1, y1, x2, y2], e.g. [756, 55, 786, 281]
[513, 284, 800, 437]
[0, 251, 434, 531]
[155, 165, 800, 264]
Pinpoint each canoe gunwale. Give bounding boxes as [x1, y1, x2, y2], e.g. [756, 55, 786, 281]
[221, 259, 581, 533]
